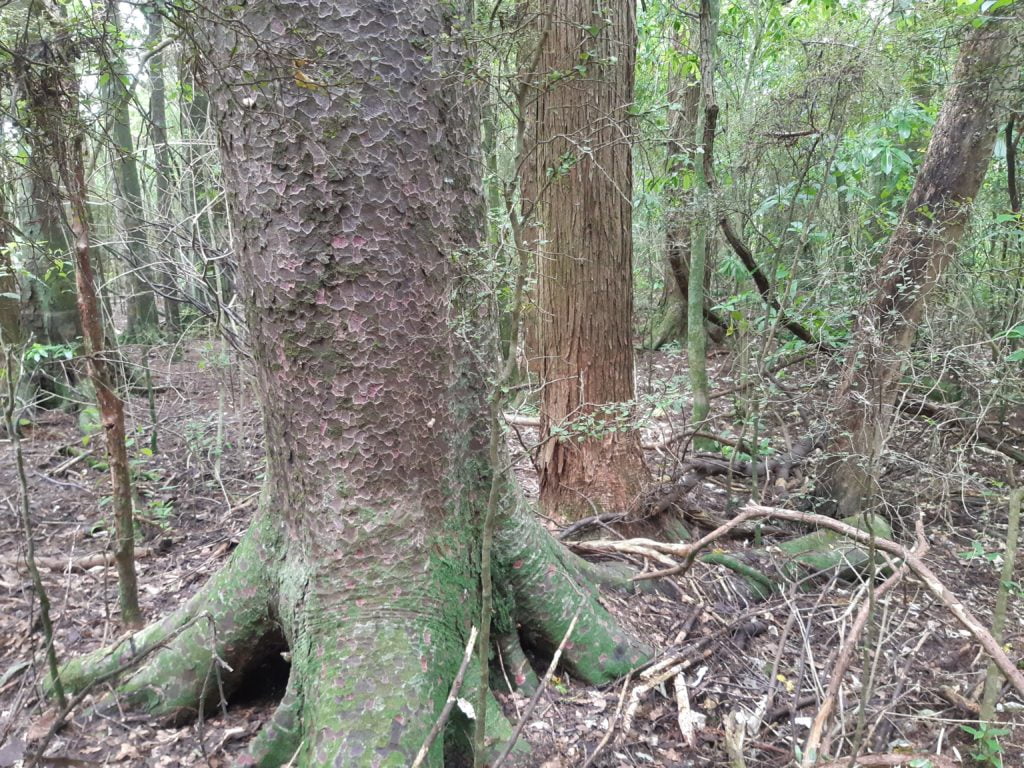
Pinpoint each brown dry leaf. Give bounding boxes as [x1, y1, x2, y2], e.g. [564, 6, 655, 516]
[110, 742, 140, 762]
[26, 710, 58, 742]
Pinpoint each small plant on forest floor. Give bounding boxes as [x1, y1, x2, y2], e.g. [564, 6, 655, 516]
[141, 498, 175, 530]
[957, 540, 1003, 566]
[961, 723, 1008, 767]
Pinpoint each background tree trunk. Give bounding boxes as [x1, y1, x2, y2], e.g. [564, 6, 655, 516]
[824, 12, 1022, 516]
[687, 0, 720, 452]
[145, 0, 180, 333]
[530, 0, 649, 520]
[106, 2, 159, 339]
[0, 153, 19, 346]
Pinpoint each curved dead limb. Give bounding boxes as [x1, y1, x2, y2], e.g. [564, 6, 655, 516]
[717, 217, 824, 348]
[899, 397, 1024, 465]
[692, 78, 823, 350]
[591, 502, 1024, 700]
[813, 756, 957, 768]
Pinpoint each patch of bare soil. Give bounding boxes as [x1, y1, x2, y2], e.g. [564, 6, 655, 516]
[1, 342, 1022, 767]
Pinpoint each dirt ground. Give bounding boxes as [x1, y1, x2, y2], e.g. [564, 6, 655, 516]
[1, 340, 1022, 767]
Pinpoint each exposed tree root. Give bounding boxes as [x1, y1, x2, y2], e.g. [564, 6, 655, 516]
[59, 512, 283, 721]
[496, 632, 539, 694]
[55, 499, 651, 766]
[497, 502, 653, 684]
[240, 676, 302, 767]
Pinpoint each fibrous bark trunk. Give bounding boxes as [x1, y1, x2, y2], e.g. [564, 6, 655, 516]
[58, 3, 651, 764]
[528, 0, 649, 520]
[823, 13, 1022, 516]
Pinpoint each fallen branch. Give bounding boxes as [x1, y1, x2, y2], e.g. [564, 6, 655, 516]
[813, 755, 957, 768]
[900, 398, 1024, 465]
[801, 519, 923, 766]
[620, 502, 1024, 700]
[503, 413, 539, 428]
[2, 547, 154, 573]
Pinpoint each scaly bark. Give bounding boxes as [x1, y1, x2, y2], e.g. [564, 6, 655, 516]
[529, 0, 649, 520]
[823, 12, 1022, 515]
[58, 2, 651, 765]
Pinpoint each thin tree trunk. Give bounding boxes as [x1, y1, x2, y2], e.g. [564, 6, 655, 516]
[106, 2, 158, 338]
[662, 33, 727, 348]
[24, 30, 145, 624]
[145, 1, 181, 332]
[688, 0, 719, 451]
[823, 13, 1022, 515]
[61, 129, 142, 626]
[530, 0, 649, 520]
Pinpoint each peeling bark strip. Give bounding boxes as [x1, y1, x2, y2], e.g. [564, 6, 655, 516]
[824, 11, 1023, 515]
[529, 0, 649, 520]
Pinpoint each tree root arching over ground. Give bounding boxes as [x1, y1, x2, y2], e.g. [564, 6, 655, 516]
[57, 503, 652, 767]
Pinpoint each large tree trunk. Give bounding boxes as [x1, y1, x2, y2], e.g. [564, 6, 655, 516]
[529, 0, 649, 520]
[823, 13, 1022, 516]
[59, 2, 650, 764]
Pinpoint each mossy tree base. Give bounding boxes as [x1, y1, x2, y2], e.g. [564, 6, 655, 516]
[58, 502, 651, 767]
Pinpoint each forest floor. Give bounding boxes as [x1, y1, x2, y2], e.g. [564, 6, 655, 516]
[0, 339, 1022, 767]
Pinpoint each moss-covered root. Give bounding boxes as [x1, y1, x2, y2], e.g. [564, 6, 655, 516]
[275, 619, 452, 767]
[705, 512, 895, 599]
[57, 511, 282, 720]
[496, 631, 539, 694]
[497, 503, 653, 684]
[238, 674, 302, 767]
